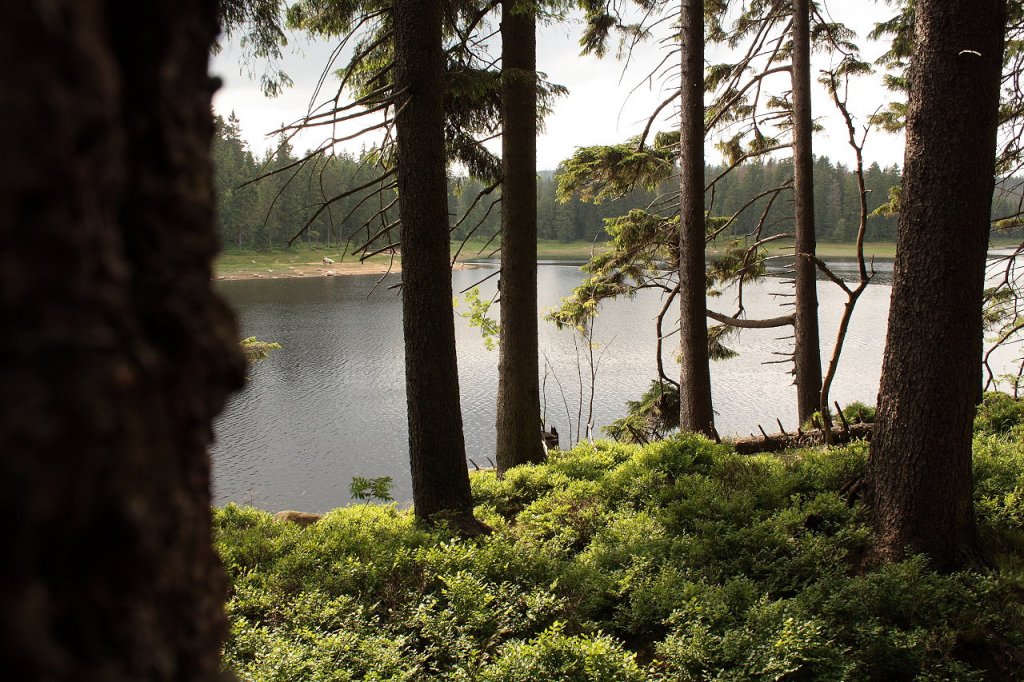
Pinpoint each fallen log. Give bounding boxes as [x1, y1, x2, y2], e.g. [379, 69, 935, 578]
[727, 422, 872, 456]
[273, 510, 322, 527]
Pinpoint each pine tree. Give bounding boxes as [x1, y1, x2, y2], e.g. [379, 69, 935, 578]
[496, 0, 546, 472]
[2, 1, 245, 676]
[867, 0, 1007, 570]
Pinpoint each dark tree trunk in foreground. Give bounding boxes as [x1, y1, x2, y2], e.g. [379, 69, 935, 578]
[496, 0, 545, 473]
[679, 0, 716, 437]
[0, 1, 245, 679]
[791, 0, 823, 424]
[394, 0, 479, 523]
[867, 0, 1006, 571]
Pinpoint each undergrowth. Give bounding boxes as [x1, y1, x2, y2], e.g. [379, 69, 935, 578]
[216, 404, 1024, 680]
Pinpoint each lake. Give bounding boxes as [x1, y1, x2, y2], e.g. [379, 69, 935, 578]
[210, 258, 1010, 512]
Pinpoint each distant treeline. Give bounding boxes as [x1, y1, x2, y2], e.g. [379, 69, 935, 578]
[213, 113, 387, 251]
[214, 113, 1022, 250]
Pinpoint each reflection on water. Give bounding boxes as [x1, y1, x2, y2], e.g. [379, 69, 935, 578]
[209, 258, 1006, 512]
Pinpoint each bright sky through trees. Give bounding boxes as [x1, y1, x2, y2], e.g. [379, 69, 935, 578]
[211, 4, 903, 170]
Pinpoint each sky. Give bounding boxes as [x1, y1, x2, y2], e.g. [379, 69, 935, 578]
[211, 3, 905, 172]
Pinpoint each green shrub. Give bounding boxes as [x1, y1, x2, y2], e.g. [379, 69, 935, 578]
[659, 597, 855, 681]
[214, 503, 298, 583]
[478, 623, 646, 681]
[779, 441, 868, 494]
[973, 434, 1024, 561]
[790, 556, 1019, 680]
[216, 433, 1024, 681]
[802, 401, 875, 431]
[406, 571, 566, 677]
[222, 586, 421, 681]
[600, 434, 729, 504]
[841, 400, 876, 424]
[515, 480, 608, 557]
[975, 391, 1024, 436]
[470, 465, 571, 518]
[546, 440, 638, 481]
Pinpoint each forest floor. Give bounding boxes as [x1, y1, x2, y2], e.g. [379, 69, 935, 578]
[216, 394, 1024, 681]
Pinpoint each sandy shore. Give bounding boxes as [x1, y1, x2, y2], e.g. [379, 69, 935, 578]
[216, 260, 476, 281]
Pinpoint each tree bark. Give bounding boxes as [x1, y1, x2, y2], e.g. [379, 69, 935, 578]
[0, 1, 245, 679]
[393, 0, 479, 524]
[495, 0, 545, 473]
[678, 0, 716, 437]
[867, 0, 1007, 571]
[791, 0, 823, 423]
[730, 423, 872, 456]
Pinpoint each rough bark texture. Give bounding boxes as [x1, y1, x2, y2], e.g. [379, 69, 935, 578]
[678, 0, 716, 436]
[867, 0, 1006, 571]
[394, 0, 477, 522]
[495, 0, 545, 474]
[0, 1, 245, 679]
[791, 0, 823, 423]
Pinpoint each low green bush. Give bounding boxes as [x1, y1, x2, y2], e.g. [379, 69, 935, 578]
[841, 400, 875, 424]
[478, 622, 646, 681]
[216, 430, 1024, 680]
[976, 391, 1024, 436]
[801, 401, 876, 431]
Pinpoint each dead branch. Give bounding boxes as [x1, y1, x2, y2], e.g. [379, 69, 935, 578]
[706, 309, 794, 328]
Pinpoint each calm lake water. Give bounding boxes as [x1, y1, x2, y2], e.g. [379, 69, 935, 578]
[210, 258, 1011, 512]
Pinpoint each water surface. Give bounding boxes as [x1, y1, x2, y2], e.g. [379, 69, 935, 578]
[209, 259, 1000, 512]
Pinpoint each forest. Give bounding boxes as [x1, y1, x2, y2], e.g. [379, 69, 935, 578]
[214, 112, 1024, 250]
[6, 0, 1024, 681]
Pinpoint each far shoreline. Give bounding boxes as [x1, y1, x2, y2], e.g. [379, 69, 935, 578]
[216, 257, 485, 282]
[214, 237, 1021, 281]
[217, 259, 401, 281]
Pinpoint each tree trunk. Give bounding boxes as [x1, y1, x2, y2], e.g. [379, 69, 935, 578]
[867, 0, 1007, 571]
[496, 0, 545, 473]
[1, 1, 245, 679]
[791, 0, 823, 424]
[393, 0, 479, 524]
[678, 0, 716, 436]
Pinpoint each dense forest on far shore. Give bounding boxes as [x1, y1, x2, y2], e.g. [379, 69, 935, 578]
[214, 112, 1024, 252]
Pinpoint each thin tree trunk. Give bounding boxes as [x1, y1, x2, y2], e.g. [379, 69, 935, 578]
[678, 0, 715, 437]
[496, 0, 545, 473]
[818, 71, 873, 442]
[867, 0, 1007, 571]
[791, 0, 823, 423]
[393, 0, 479, 525]
[1, 1, 246, 678]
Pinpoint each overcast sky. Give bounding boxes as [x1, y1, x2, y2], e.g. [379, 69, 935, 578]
[211, 4, 905, 171]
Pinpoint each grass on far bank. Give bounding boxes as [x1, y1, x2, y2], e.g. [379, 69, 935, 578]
[470, 238, 901, 260]
[757, 240, 898, 259]
[217, 235, 1023, 276]
[526, 238, 903, 261]
[213, 241, 604, 277]
[214, 241, 891, 274]
[215, 394, 1024, 681]
[751, 236, 1022, 260]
